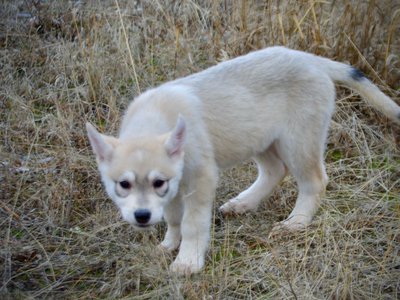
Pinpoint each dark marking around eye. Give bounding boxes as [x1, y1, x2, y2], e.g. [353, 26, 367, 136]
[160, 184, 169, 196]
[153, 179, 169, 197]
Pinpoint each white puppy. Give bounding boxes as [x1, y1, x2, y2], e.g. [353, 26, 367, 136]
[86, 46, 400, 274]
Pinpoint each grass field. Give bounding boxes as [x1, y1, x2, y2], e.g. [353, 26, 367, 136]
[1, 0, 399, 299]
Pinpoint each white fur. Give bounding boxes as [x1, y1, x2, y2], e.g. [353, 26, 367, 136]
[87, 46, 400, 274]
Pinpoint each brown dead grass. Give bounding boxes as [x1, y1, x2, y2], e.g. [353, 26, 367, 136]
[1, 0, 399, 299]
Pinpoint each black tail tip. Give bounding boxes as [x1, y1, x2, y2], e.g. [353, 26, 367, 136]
[350, 67, 366, 81]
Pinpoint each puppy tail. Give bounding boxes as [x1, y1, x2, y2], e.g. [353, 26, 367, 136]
[321, 58, 400, 124]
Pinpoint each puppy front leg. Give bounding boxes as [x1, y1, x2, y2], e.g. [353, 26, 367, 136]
[170, 193, 213, 274]
[160, 196, 183, 251]
[170, 168, 217, 274]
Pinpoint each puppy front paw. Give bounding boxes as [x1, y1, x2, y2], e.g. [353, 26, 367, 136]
[159, 238, 180, 252]
[170, 260, 203, 275]
[159, 225, 181, 251]
[169, 256, 204, 275]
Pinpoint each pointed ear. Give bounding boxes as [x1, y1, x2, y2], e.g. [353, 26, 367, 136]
[86, 122, 117, 162]
[165, 115, 186, 159]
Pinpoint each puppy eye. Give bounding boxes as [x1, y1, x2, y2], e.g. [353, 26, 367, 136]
[119, 180, 131, 189]
[152, 179, 169, 197]
[153, 179, 165, 189]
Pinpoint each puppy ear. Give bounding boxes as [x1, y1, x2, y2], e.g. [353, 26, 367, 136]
[86, 122, 117, 162]
[165, 115, 186, 159]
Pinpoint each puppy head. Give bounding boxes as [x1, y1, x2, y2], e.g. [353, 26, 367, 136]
[86, 116, 186, 229]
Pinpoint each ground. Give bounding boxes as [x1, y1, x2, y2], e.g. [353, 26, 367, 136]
[1, 0, 399, 299]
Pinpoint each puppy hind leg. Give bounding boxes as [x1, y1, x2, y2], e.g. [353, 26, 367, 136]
[220, 145, 287, 215]
[273, 141, 328, 231]
[278, 165, 327, 230]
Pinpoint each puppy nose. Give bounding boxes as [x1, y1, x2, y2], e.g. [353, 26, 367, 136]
[134, 209, 151, 224]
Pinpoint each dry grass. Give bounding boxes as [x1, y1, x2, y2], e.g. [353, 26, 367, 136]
[1, 0, 399, 299]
